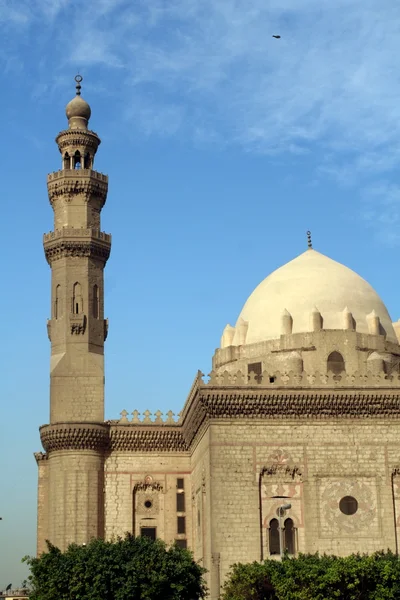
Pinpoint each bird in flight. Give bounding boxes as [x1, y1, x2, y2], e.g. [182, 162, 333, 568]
[272, 35, 281, 39]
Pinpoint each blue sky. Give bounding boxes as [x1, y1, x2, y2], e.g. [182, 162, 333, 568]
[1, 0, 400, 588]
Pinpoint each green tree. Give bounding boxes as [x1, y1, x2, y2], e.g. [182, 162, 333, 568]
[23, 534, 207, 600]
[222, 552, 400, 600]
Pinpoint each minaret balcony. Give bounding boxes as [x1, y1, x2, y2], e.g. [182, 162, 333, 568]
[47, 169, 108, 206]
[43, 228, 111, 265]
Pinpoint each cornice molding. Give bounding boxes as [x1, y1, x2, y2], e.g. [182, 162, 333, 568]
[40, 423, 109, 452]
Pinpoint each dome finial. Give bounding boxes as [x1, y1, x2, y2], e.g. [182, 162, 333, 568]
[307, 230, 312, 249]
[75, 74, 83, 96]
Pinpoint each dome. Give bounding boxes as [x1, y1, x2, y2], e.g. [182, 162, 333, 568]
[66, 95, 91, 121]
[230, 249, 397, 345]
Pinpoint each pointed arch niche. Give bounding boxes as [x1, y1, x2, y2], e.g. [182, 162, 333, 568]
[260, 455, 303, 559]
[327, 351, 345, 375]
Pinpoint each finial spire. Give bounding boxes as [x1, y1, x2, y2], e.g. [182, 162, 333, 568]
[75, 74, 83, 96]
[307, 230, 312, 249]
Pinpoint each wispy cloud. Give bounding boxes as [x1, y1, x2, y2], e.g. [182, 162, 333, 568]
[2, 0, 400, 240]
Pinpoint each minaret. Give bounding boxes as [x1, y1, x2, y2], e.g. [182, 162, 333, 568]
[37, 76, 111, 552]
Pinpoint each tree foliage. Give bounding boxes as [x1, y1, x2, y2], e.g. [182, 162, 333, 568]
[23, 534, 207, 600]
[222, 551, 400, 600]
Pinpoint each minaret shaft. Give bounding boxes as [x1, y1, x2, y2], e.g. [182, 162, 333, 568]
[37, 77, 110, 553]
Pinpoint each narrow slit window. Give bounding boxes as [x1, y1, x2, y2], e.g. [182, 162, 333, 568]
[93, 285, 99, 319]
[177, 516, 186, 534]
[176, 493, 185, 512]
[175, 539, 187, 549]
[177, 478, 184, 490]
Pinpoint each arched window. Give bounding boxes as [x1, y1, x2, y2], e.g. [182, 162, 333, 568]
[84, 153, 91, 169]
[327, 351, 345, 375]
[72, 283, 83, 314]
[54, 284, 61, 319]
[93, 284, 99, 319]
[63, 152, 70, 170]
[74, 150, 81, 169]
[269, 518, 280, 555]
[284, 518, 295, 555]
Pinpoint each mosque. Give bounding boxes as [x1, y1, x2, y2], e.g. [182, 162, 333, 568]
[35, 78, 400, 598]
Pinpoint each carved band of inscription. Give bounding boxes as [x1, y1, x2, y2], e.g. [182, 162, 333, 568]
[40, 423, 110, 453]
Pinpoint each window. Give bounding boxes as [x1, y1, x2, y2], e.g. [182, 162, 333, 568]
[327, 351, 345, 375]
[177, 516, 186, 534]
[248, 362, 262, 383]
[177, 493, 185, 512]
[93, 285, 99, 319]
[177, 478, 184, 490]
[72, 283, 83, 314]
[54, 285, 61, 319]
[175, 539, 187, 549]
[339, 496, 358, 515]
[269, 518, 280, 555]
[284, 518, 295, 555]
[63, 152, 70, 170]
[141, 527, 156, 540]
[84, 153, 91, 169]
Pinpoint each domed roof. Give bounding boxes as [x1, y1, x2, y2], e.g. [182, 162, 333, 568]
[231, 249, 396, 345]
[66, 95, 91, 121]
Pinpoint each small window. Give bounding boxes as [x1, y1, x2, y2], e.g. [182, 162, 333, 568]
[269, 518, 280, 555]
[177, 478, 184, 490]
[327, 351, 345, 375]
[141, 527, 156, 540]
[176, 493, 185, 512]
[284, 518, 295, 555]
[144, 499, 152, 509]
[248, 362, 262, 383]
[177, 516, 186, 534]
[339, 496, 358, 515]
[175, 539, 187, 549]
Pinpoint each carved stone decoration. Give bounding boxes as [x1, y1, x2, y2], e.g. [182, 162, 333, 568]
[319, 479, 378, 536]
[70, 313, 86, 335]
[135, 491, 160, 515]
